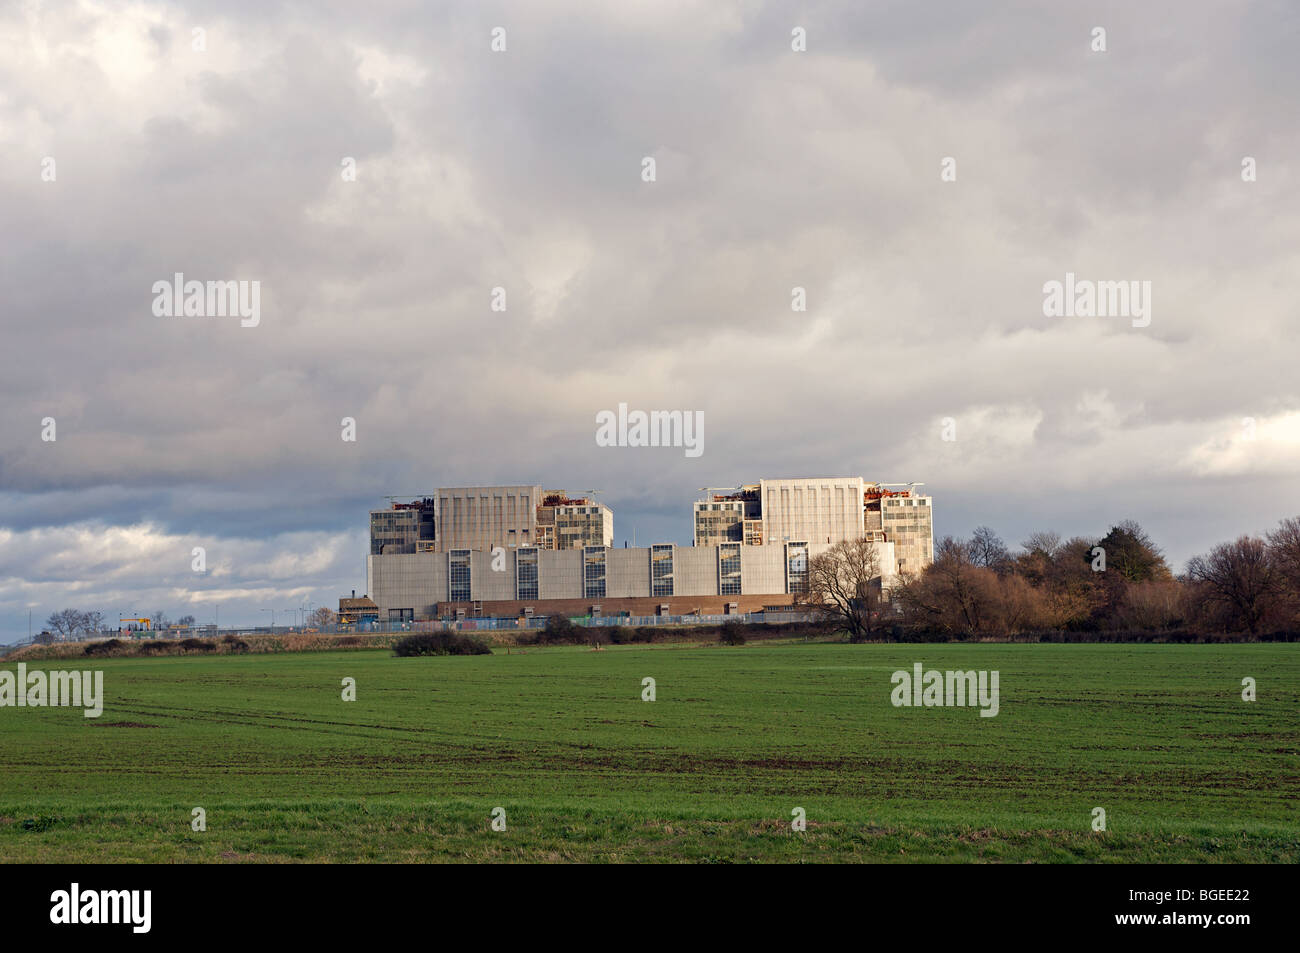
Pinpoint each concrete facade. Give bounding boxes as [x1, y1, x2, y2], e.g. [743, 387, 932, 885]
[368, 539, 896, 621]
[693, 499, 745, 546]
[435, 485, 542, 552]
[363, 475, 928, 622]
[439, 593, 793, 619]
[880, 494, 934, 575]
[369, 502, 436, 555]
[553, 503, 615, 549]
[760, 477, 866, 546]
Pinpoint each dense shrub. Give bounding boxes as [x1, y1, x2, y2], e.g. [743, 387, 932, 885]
[719, 621, 746, 645]
[514, 619, 833, 648]
[336, 636, 361, 647]
[84, 639, 122, 656]
[539, 615, 582, 645]
[178, 638, 215, 651]
[595, 625, 661, 644]
[393, 632, 491, 657]
[221, 635, 250, 652]
[870, 626, 1300, 644]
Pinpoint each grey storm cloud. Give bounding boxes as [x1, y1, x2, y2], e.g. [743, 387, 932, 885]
[1, 0, 1298, 639]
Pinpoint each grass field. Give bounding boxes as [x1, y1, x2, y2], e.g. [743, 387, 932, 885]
[1, 641, 1296, 862]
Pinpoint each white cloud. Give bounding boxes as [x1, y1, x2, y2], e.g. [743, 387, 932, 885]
[2, 0, 1299, 636]
[1183, 411, 1300, 477]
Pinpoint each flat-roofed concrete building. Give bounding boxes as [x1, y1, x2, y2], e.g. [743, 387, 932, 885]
[759, 477, 866, 546]
[693, 485, 761, 546]
[369, 498, 437, 555]
[879, 492, 934, 574]
[553, 502, 614, 549]
[365, 475, 931, 622]
[694, 478, 933, 564]
[369, 486, 617, 561]
[368, 538, 897, 621]
[693, 499, 745, 546]
[532, 491, 613, 550]
[435, 485, 542, 552]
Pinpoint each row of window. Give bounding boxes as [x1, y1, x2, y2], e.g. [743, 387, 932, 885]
[517, 548, 539, 600]
[443, 543, 815, 602]
[651, 544, 674, 597]
[584, 547, 606, 599]
[786, 542, 809, 594]
[449, 550, 472, 602]
[719, 544, 741, 596]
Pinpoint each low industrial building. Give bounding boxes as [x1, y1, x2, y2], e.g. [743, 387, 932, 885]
[338, 592, 380, 624]
[370, 539, 898, 621]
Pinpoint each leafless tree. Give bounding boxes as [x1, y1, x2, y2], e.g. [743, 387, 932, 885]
[1115, 579, 1188, 631]
[1267, 517, 1300, 619]
[1021, 530, 1062, 558]
[45, 609, 85, 640]
[308, 607, 337, 628]
[899, 537, 1003, 634]
[1187, 536, 1279, 634]
[969, 526, 1011, 573]
[804, 537, 888, 642]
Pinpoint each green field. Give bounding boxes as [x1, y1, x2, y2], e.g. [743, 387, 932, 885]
[1, 641, 1296, 862]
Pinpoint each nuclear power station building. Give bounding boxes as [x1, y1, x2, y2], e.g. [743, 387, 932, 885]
[365, 479, 933, 621]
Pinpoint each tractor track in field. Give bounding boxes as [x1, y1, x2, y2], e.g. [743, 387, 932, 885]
[99, 702, 453, 736]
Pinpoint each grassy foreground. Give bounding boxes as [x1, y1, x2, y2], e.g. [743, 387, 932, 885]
[1, 642, 1296, 862]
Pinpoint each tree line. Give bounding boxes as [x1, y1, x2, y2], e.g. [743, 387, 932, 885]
[805, 516, 1300, 641]
[35, 607, 339, 643]
[38, 609, 197, 643]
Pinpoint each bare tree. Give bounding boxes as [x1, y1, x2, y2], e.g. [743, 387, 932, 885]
[1015, 531, 1067, 590]
[1267, 517, 1300, 620]
[45, 609, 85, 640]
[1116, 579, 1188, 631]
[899, 537, 1003, 634]
[82, 610, 105, 634]
[1021, 531, 1062, 558]
[969, 526, 1011, 573]
[804, 537, 888, 642]
[308, 607, 337, 628]
[1187, 537, 1279, 634]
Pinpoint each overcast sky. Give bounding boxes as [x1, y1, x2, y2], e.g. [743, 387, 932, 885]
[2, 1, 1298, 640]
